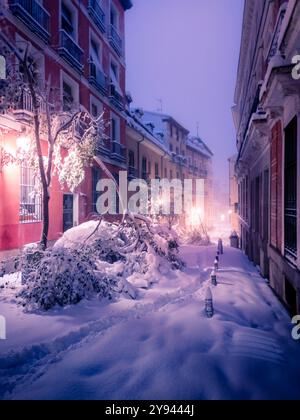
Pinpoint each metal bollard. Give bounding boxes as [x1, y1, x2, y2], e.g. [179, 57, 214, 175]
[205, 287, 214, 318]
[214, 259, 219, 271]
[218, 238, 224, 255]
[211, 269, 217, 286]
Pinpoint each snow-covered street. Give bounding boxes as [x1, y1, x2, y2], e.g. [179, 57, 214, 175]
[0, 245, 299, 400]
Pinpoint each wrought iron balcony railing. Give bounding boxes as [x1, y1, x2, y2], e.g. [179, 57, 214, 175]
[58, 30, 84, 73]
[88, 0, 106, 33]
[109, 24, 122, 56]
[109, 83, 124, 111]
[128, 166, 139, 179]
[112, 141, 126, 162]
[9, 0, 51, 42]
[95, 139, 126, 163]
[13, 89, 46, 121]
[95, 137, 111, 157]
[89, 63, 108, 95]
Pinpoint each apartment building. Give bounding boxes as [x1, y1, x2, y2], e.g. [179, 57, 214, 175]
[186, 136, 214, 228]
[0, 0, 132, 251]
[127, 110, 214, 226]
[233, 0, 300, 314]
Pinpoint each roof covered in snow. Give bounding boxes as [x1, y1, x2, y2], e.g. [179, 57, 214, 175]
[140, 111, 190, 136]
[187, 136, 214, 158]
[125, 110, 169, 153]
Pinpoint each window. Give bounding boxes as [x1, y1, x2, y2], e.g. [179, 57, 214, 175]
[176, 147, 179, 155]
[263, 169, 269, 240]
[142, 158, 147, 180]
[110, 3, 119, 29]
[92, 167, 101, 213]
[148, 161, 151, 176]
[128, 150, 135, 168]
[61, 2, 74, 37]
[90, 36, 102, 68]
[170, 124, 173, 137]
[284, 117, 297, 259]
[90, 96, 103, 118]
[62, 73, 79, 112]
[19, 55, 39, 84]
[155, 163, 159, 179]
[254, 175, 262, 234]
[110, 60, 122, 95]
[20, 166, 42, 223]
[164, 168, 167, 179]
[176, 128, 179, 142]
[63, 81, 74, 111]
[111, 114, 120, 142]
[170, 144, 173, 152]
[91, 103, 98, 118]
[170, 170, 173, 179]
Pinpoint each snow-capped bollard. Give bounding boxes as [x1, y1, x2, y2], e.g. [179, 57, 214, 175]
[218, 238, 224, 255]
[205, 287, 214, 318]
[214, 259, 219, 271]
[215, 255, 219, 262]
[211, 269, 217, 286]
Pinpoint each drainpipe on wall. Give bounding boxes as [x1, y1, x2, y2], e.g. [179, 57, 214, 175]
[137, 135, 145, 177]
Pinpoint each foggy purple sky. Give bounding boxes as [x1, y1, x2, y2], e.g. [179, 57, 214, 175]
[125, 0, 244, 188]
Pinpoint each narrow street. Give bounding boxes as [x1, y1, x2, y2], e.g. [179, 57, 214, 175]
[1, 245, 299, 400]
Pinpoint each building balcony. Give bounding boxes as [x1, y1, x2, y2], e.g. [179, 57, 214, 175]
[88, 0, 106, 33]
[8, 0, 51, 43]
[12, 89, 46, 122]
[89, 63, 108, 95]
[95, 137, 111, 157]
[58, 30, 84, 74]
[109, 83, 124, 111]
[199, 169, 208, 178]
[111, 141, 126, 163]
[128, 166, 139, 180]
[95, 139, 126, 163]
[109, 24, 122, 56]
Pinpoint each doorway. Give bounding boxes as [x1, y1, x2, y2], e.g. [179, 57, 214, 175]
[63, 194, 74, 232]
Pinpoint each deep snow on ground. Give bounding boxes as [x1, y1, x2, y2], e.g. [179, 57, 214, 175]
[0, 245, 299, 400]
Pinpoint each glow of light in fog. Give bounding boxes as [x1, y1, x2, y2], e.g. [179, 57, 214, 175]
[188, 207, 203, 229]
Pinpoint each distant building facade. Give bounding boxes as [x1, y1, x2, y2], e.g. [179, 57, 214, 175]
[233, 0, 300, 314]
[186, 137, 214, 227]
[129, 110, 214, 227]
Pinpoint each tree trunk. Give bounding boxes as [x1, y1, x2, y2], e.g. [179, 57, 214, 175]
[40, 190, 50, 250]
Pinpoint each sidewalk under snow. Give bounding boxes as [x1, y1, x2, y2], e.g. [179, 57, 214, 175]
[0, 245, 299, 400]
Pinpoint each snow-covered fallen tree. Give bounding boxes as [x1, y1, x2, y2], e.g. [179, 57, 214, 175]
[17, 218, 184, 311]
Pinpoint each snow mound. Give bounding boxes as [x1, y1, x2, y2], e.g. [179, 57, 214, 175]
[17, 220, 184, 311]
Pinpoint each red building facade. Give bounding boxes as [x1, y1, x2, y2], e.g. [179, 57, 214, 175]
[0, 0, 132, 251]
